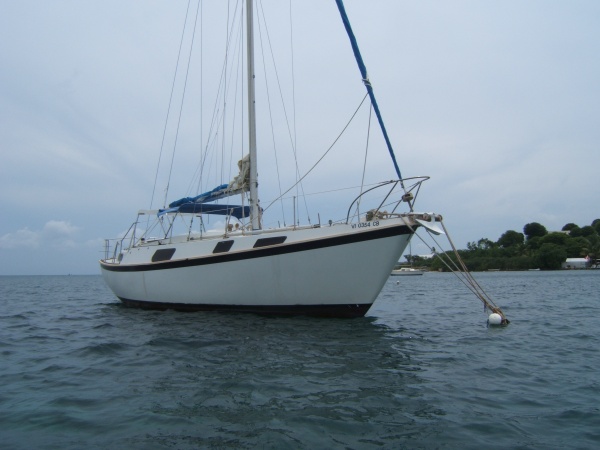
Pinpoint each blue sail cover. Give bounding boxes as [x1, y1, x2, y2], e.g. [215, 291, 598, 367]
[158, 203, 251, 220]
[168, 184, 230, 208]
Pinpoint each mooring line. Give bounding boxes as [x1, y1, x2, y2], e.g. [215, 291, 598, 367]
[405, 215, 509, 326]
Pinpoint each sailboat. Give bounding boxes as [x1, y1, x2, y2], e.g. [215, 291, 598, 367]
[100, 0, 442, 318]
[391, 267, 424, 276]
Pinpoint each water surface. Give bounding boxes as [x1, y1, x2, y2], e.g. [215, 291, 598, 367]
[1, 271, 598, 448]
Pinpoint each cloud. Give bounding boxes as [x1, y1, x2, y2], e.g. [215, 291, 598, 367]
[43, 220, 80, 237]
[0, 220, 80, 249]
[0, 227, 40, 249]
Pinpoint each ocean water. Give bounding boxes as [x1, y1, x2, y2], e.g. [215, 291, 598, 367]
[0, 271, 599, 449]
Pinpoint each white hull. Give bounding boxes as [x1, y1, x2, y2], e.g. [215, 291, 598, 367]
[100, 217, 416, 317]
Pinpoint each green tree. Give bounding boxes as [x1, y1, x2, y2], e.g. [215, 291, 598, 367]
[423, 218, 598, 272]
[536, 243, 567, 270]
[562, 223, 579, 232]
[409, 255, 430, 267]
[542, 232, 568, 246]
[525, 236, 543, 251]
[479, 238, 496, 249]
[565, 237, 590, 258]
[467, 238, 496, 252]
[497, 230, 524, 248]
[524, 222, 547, 240]
[569, 226, 583, 237]
[580, 225, 597, 237]
[588, 234, 600, 259]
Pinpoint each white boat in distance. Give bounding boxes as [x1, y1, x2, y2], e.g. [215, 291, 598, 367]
[391, 268, 424, 276]
[100, 0, 442, 317]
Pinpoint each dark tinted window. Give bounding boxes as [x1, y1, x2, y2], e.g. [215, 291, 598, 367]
[253, 236, 287, 248]
[152, 248, 176, 262]
[213, 240, 234, 254]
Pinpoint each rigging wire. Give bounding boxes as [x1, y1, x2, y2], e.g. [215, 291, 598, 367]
[263, 93, 369, 213]
[221, 0, 231, 185]
[254, 1, 283, 216]
[189, 2, 242, 197]
[222, 4, 245, 219]
[255, 10, 287, 226]
[163, 0, 202, 208]
[221, 0, 245, 188]
[199, 0, 203, 201]
[150, 0, 192, 210]
[289, 0, 299, 214]
[355, 104, 372, 218]
[286, 1, 306, 225]
[152, 1, 392, 230]
[263, 180, 397, 205]
[193, 0, 204, 203]
[256, 0, 310, 223]
[225, 20, 244, 192]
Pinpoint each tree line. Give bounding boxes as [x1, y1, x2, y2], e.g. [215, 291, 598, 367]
[408, 219, 600, 271]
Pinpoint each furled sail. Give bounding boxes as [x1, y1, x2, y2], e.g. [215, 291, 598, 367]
[158, 154, 251, 219]
[227, 153, 250, 193]
[159, 203, 251, 220]
[166, 154, 250, 209]
[168, 184, 230, 208]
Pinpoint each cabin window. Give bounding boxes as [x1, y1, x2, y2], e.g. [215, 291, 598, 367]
[213, 240, 234, 254]
[151, 248, 176, 262]
[253, 236, 287, 248]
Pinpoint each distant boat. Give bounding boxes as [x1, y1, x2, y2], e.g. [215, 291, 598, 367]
[391, 267, 424, 276]
[391, 237, 424, 276]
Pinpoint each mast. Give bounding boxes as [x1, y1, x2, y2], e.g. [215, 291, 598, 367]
[246, 0, 260, 230]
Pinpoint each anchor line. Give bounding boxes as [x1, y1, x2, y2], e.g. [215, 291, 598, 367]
[404, 217, 509, 325]
[438, 220, 508, 324]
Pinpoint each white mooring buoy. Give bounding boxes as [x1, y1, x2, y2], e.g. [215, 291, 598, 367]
[488, 313, 503, 326]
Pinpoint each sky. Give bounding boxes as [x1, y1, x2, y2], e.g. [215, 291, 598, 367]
[1, 0, 599, 275]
